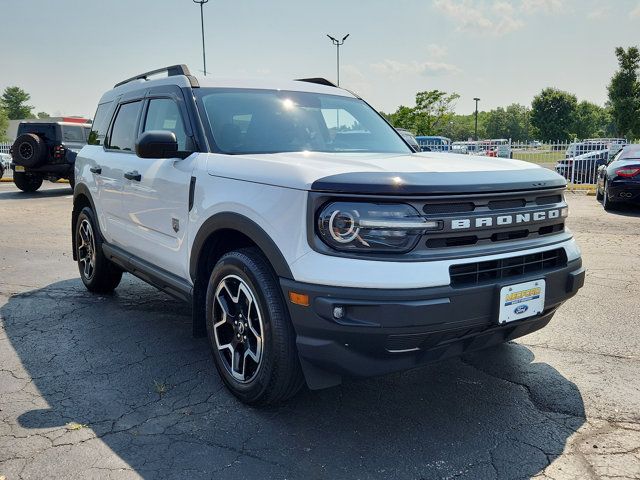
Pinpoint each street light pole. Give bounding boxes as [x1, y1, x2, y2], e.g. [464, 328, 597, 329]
[326, 34, 349, 86]
[473, 97, 480, 141]
[193, 0, 209, 76]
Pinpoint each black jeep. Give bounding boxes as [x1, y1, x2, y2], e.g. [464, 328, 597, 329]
[10, 121, 90, 192]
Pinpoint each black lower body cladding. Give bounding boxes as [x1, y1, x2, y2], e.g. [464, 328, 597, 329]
[280, 259, 584, 390]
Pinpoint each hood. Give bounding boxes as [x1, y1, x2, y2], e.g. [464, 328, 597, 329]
[206, 151, 566, 195]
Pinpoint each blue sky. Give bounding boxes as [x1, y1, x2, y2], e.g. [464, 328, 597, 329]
[1, 0, 639, 117]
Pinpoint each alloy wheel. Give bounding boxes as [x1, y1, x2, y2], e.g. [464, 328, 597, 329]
[212, 275, 264, 383]
[77, 219, 96, 280]
[18, 142, 33, 160]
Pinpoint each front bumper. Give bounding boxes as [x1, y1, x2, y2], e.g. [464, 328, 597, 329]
[281, 258, 584, 389]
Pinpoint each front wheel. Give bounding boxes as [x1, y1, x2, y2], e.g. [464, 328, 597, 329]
[75, 207, 122, 293]
[13, 172, 43, 192]
[206, 248, 304, 405]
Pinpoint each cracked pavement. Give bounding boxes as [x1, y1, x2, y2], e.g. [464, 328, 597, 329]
[0, 183, 639, 479]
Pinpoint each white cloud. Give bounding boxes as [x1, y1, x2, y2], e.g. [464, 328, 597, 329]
[521, 0, 564, 14]
[433, 0, 524, 36]
[587, 6, 610, 20]
[370, 59, 462, 77]
[631, 2, 640, 18]
[425, 43, 448, 59]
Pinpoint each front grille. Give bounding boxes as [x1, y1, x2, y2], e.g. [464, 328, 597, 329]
[416, 188, 567, 251]
[449, 248, 567, 287]
[422, 202, 475, 214]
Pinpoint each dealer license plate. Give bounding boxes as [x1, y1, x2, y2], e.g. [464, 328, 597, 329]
[14, 165, 25, 172]
[498, 279, 545, 324]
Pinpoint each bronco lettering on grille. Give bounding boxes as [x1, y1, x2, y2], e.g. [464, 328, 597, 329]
[450, 209, 562, 230]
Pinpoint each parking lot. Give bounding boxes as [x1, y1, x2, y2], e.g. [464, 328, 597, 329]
[0, 183, 639, 480]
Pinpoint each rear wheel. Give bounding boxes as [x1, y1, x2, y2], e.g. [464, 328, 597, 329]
[206, 248, 304, 405]
[75, 207, 122, 293]
[603, 181, 616, 211]
[13, 172, 43, 192]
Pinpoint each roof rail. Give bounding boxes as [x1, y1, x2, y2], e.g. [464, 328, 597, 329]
[295, 77, 337, 88]
[114, 64, 199, 88]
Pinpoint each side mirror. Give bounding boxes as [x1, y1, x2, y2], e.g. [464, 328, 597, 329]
[136, 131, 186, 159]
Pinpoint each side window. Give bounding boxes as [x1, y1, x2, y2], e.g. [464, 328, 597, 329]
[107, 101, 142, 152]
[143, 98, 187, 150]
[62, 125, 84, 143]
[88, 101, 114, 146]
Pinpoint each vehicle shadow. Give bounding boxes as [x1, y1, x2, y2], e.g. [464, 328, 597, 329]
[0, 185, 72, 199]
[601, 201, 640, 217]
[2, 278, 585, 479]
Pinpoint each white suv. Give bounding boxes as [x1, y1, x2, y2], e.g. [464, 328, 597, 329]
[73, 65, 584, 405]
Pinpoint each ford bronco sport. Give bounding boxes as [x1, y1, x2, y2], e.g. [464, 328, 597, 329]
[72, 65, 585, 405]
[11, 120, 90, 192]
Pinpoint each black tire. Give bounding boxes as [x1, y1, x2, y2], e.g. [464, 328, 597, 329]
[603, 181, 616, 211]
[11, 134, 47, 168]
[205, 248, 304, 405]
[75, 207, 122, 293]
[13, 172, 43, 192]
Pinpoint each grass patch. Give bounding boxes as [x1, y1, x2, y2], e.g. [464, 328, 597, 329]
[512, 150, 566, 164]
[66, 422, 88, 431]
[153, 380, 169, 397]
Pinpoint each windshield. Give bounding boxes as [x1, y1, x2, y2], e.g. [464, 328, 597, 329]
[197, 89, 410, 155]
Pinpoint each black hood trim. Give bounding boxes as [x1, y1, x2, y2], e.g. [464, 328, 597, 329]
[310, 169, 567, 195]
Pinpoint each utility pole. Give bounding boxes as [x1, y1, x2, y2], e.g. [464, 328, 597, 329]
[326, 34, 350, 86]
[473, 97, 480, 141]
[193, 0, 209, 76]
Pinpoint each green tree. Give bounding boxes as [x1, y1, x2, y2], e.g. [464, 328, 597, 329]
[530, 88, 578, 141]
[0, 86, 34, 119]
[383, 105, 418, 132]
[574, 101, 611, 139]
[0, 108, 9, 142]
[412, 90, 460, 135]
[607, 46, 640, 139]
[484, 104, 531, 141]
[37, 111, 50, 119]
[383, 91, 460, 136]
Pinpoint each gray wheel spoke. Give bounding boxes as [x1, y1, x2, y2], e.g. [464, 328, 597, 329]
[212, 274, 264, 383]
[77, 219, 96, 281]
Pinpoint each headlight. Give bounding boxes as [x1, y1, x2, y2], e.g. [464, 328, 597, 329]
[317, 202, 441, 253]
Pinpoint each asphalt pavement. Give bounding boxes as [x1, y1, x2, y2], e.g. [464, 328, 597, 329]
[0, 182, 638, 480]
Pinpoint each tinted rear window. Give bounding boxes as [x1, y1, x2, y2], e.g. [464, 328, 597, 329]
[17, 124, 57, 141]
[62, 125, 85, 143]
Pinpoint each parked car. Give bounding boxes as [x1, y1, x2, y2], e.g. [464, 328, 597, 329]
[72, 64, 584, 405]
[416, 135, 451, 152]
[565, 138, 627, 159]
[0, 153, 11, 179]
[9, 121, 90, 191]
[596, 144, 640, 210]
[477, 139, 512, 158]
[395, 128, 421, 152]
[555, 150, 608, 184]
[451, 142, 468, 154]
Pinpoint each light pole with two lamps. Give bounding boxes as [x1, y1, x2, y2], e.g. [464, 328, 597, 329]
[326, 34, 349, 86]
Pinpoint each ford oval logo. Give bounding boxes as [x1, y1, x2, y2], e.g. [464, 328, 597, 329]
[514, 305, 529, 315]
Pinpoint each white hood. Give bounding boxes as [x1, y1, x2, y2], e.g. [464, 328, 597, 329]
[206, 151, 546, 191]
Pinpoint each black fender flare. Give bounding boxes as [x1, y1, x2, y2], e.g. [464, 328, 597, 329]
[190, 212, 294, 282]
[71, 183, 98, 260]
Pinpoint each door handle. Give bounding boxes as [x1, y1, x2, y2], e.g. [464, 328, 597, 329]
[124, 171, 141, 181]
[90, 166, 102, 174]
